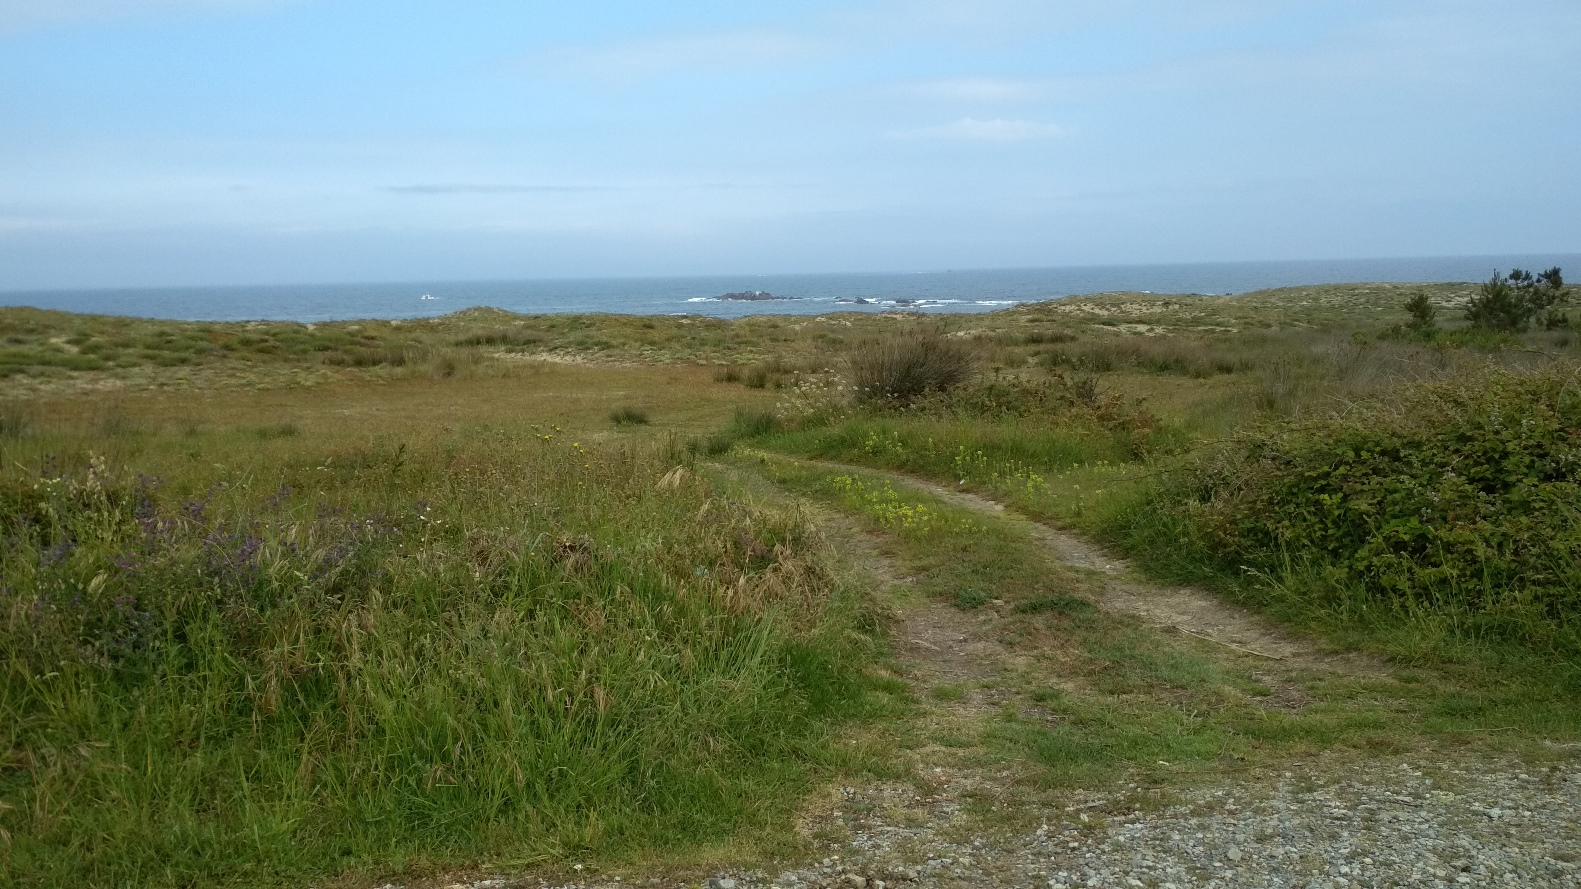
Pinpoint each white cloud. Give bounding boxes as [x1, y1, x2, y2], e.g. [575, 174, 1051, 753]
[895, 117, 1064, 141]
[533, 27, 821, 83]
[0, 0, 295, 33]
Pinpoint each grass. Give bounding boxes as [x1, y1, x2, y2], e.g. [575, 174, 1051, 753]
[720, 297, 1581, 774]
[0, 364, 876, 888]
[744, 456, 1581, 785]
[741, 458, 1385, 783]
[3, 280, 1579, 886]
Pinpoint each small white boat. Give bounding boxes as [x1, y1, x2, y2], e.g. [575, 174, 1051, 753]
[420, 293, 437, 300]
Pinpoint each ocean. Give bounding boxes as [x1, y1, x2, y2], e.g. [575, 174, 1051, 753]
[3, 255, 1577, 323]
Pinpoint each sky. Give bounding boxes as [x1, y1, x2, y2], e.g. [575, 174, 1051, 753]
[1, 0, 1578, 290]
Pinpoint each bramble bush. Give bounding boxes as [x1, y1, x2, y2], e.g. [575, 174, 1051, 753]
[1174, 364, 1581, 640]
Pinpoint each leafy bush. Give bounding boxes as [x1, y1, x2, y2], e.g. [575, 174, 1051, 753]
[1464, 267, 1569, 332]
[1175, 364, 1581, 637]
[846, 331, 976, 404]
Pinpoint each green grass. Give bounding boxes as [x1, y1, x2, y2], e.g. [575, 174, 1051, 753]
[743, 455, 1581, 787]
[609, 406, 650, 426]
[755, 415, 1134, 481]
[0, 421, 884, 888]
[6, 281, 1580, 885]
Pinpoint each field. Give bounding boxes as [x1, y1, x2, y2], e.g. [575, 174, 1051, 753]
[2, 281, 1579, 888]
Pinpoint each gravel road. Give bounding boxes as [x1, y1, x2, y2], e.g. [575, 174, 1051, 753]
[408, 752, 1579, 889]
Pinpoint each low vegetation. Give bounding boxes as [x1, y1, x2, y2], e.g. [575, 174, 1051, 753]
[0, 416, 882, 886]
[1162, 366, 1580, 644]
[728, 286, 1581, 707]
[2, 277, 1579, 887]
[844, 329, 976, 404]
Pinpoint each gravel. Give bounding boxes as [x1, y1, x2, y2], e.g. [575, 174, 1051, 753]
[396, 753, 1579, 889]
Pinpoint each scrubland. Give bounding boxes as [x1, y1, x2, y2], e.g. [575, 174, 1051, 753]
[2, 280, 1578, 887]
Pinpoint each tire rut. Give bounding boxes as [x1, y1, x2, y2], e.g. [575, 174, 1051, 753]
[793, 457, 1385, 680]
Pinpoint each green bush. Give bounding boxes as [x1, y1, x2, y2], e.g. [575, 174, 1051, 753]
[1464, 267, 1569, 332]
[1175, 364, 1581, 637]
[1404, 291, 1437, 331]
[846, 331, 976, 404]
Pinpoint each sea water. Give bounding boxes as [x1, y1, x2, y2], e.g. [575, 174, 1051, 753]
[3, 255, 1577, 323]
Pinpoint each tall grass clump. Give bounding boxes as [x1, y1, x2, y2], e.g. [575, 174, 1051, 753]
[0, 435, 871, 887]
[846, 330, 976, 404]
[1128, 364, 1581, 652]
[609, 406, 650, 426]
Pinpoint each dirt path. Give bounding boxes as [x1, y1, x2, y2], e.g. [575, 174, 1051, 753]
[796, 458, 1385, 681]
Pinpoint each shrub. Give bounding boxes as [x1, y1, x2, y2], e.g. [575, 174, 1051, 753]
[846, 331, 976, 404]
[610, 406, 650, 426]
[1404, 291, 1437, 331]
[1464, 267, 1568, 332]
[1175, 364, 1581, 637]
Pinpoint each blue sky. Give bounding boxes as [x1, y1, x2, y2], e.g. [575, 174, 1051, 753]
[2, 0, 1578, 289]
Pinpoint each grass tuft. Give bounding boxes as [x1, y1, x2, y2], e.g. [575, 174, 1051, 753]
[847, 330, 976, 404]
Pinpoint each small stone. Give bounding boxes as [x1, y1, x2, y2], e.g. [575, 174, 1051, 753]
[843, 876, 867, 889]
